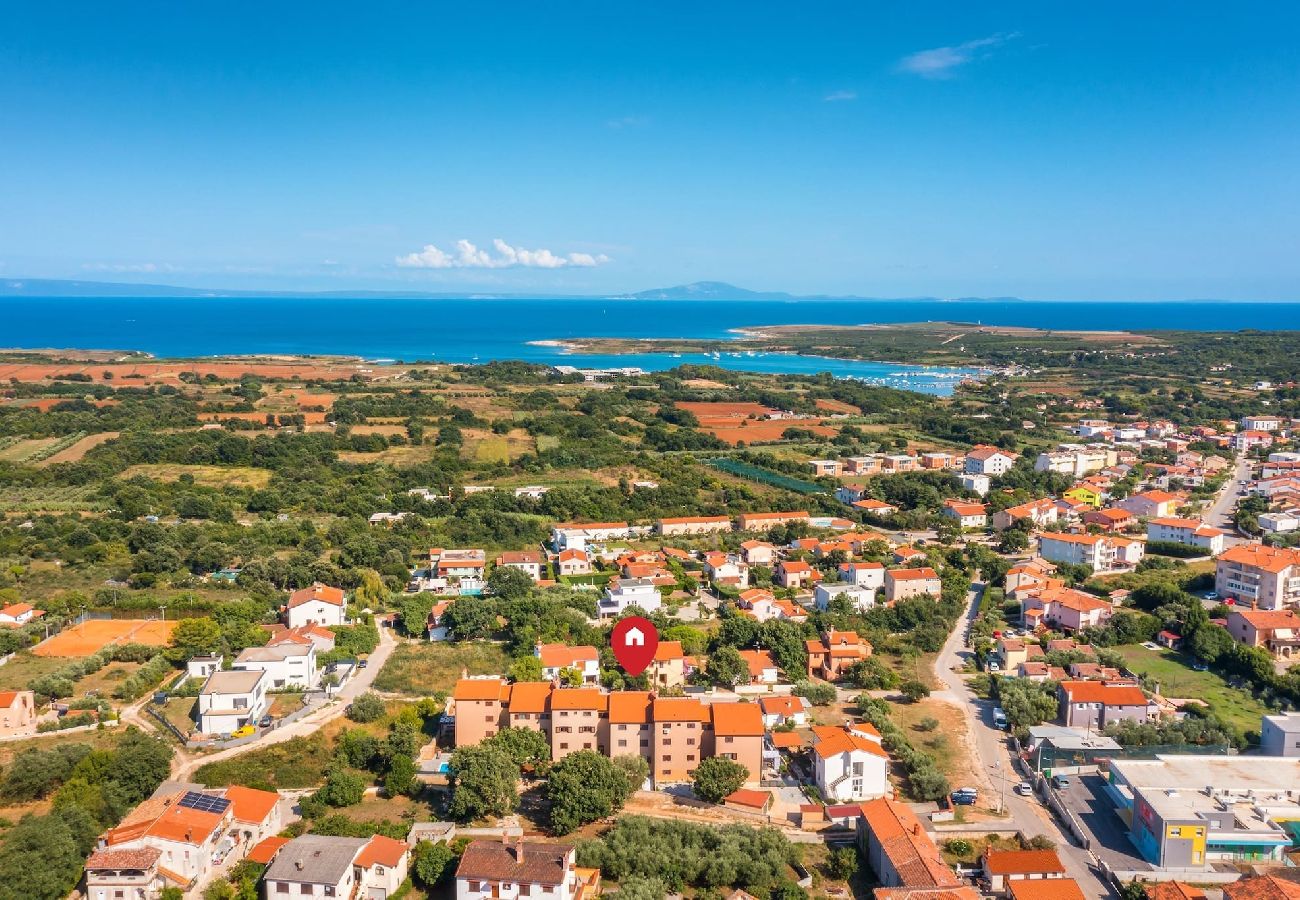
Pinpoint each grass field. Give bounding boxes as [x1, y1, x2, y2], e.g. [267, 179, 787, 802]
[118, 463, 274, 489]
[1114, 644, 1272, 734]
[36, 431, 120, 466]
[0, 438, 59, 463]
[337, 446, 435, 467]
[373, 640, 512, 695]
[464, 428, 535, 463]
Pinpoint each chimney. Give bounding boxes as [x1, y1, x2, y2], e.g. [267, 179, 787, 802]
[296, 859, 305, 871]
[461, 667, 469, 679]
[516, 835, 525, 864]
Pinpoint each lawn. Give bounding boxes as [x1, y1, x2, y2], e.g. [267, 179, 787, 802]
[0, 654, 65, 691]
[373, 640, 512, 696]
[194, 733, 332, 790]
[157, 696, 198, 736]
[118, 463, 273, 489]
[1113, 644, 1272, 735]
[890, 697, 989, 802]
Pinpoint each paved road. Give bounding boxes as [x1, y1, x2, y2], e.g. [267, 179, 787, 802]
[933, 582, 1115, 898]
[1203, 455, 1252, 543]
[171, 623, 398, 779]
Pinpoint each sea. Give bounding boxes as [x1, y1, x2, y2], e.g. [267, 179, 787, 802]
[4, 296, 1299, 397]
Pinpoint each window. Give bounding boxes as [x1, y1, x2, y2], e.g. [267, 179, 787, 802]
[686, 738, 696, 746]
[301, 885, 312, 895]
[686, 754, 695, 762]
[618, 739, 627, 748]
[560, 742, 568, 750]
[276, 884, 289, 894]
[324, 888, 336, 897]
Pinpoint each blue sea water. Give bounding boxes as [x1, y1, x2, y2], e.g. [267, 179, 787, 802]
[3, 296, 1298, 396]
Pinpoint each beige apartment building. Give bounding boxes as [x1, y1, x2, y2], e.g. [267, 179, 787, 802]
[452, 679, 764, 786]
[1216, 544, 1300, 610]
[657, 515, 733, 536]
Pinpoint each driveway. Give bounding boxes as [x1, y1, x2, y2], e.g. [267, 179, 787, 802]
[933, 581, 1115, 898]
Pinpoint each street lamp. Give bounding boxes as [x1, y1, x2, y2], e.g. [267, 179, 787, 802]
[158, 605, 167, 622]
[990, 763, 1007, 814]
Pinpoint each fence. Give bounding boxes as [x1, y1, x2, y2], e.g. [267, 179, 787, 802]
[707, 458, 826, 495]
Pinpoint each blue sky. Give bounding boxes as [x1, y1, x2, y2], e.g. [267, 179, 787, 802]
[3, 3, 1299, 299]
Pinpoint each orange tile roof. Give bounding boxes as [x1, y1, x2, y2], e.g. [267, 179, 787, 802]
[739, 649, 778, 678]
[653, 640, 684, 662]
[983, 849, 1066, 876]
[967, 445, 1016, 461]
[812, 727, 888, 760]
[0, 691, 26, 709]
[223, 785, 280, 825]
[769, 731, 804, 748]
[549, 688, 607, 711]
[246, 835, 290, 865]
[356, 834, 409, 868]
[889, 567, 939, 581]
[1060, 680, 1148, 706]
[759, 696, 803, 716]
[86, 847, 162, 870]
[607, 691, 652, 724]
[779, 560, 812, 574]
[1135, 489, 1180, 503]
[454, 678, 509, 702]
[1232, 608, 1300, 629]
[859, 798, 961, 889]
[1223, 876, 1300, 900]
[287, 582, 345, 608]
[711, 702, 764, 736]
[537, 643, 598, 668]
[652, 697, 707, 723]
[1218, 543, 1300, 574]
[507, 682, 553, 714]
[1008, 880, 1086, 900]
[723, 788, 771, 810]
[1145, 882, 1208, 900]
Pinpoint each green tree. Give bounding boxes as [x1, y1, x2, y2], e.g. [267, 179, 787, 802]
[706, 646, 748, 687]
[546, 750, 637, 834]
[827, 847, 858, 880]
[385, 754, 418, 798]
[347, 691, 386, 723]
[448, 745, 519, 821]
[169, 617, 223, 658]
[485, 727, 550, 768]
[412, 840, 456, 887]
[316, 767, 366, 807]
[617, 876, 667, 900]
[900, 679, 930, 702]
[0, 812, 84, 900]
[509, 654, 544, 682]
[489, 565, 535, 601]
[443, 596, 498, 640]
[691, 756, 749, 804]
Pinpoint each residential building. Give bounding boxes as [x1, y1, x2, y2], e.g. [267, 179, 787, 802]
[1083, 507, 1135, 532]
[456, 839, 587, 900]
[815, 582, 876, 612]
[0, 603, 42, 626]
[981, 848, 1067, 896]
[992, 498, 1059, 531]
[759, 695, 809, 729]
[843, 456, 882, 476]
[549, 689, 608, 760]
[285, 582, 346, 628]
[881, 453, 919, 472]
[851, 498, 898, 516]
[197, 669, 267, 735]
[1215, 544, 1300, 609]
[835, 483, 869, 504]
[1062, 484, 1104, 507]
[1224, 876, 1300, 900]
[805, 630, 871, 680]
[858, 798, 966, 892]
[960, 472, 991, 496]
[599, 577, 661, 616]
[426, 600, 451, 641]
[1147, 518, 1226, 555]
[0, 690, 36, 737]
[1058, 681, 1155, 730]
[265, 833, 412, 900]
[555, 548, 591, 576]
[433, 548, 488, 581]
[1225, 607, 1300, 659]
[652, 697, 709, 784]
[883, 567, 942, 603]
[837, 560, 885, 590]
[738, 649, 780, 685]
[607, 691, 653, 775]
[535, 643, 601, 683]
[451, 678, 511, 747]
[941, 499, 988, 528]
[811, 724, 888, 802]
[646, 641, 686, 689]
[264, 623, 336, 654]
[1107, 754, 1300, 868]
[355, 835, 412, 898]
[1037, 532, 1144, 571]
[921, 451, 955, 470]
[710, 703, 765, 784]
[703, 552, 749, 588]
[657, 515, 732, 536]
[1021, 588, 1113, 632]
[735, 511, 810, 531]
[1035, 446, 1114, 477]
[808, 459, 842, 477]
[775, 560, 817, 590]
[739, 540, 777, 566]
[495, 551, 543, 581]
[965, 445, 1018, 476]
[84, 847, 167, 900]
[1118, 490, 1183, 519]
[1242, 415, 1284, 431]
[551, 521, 630, 550]
[232, 642, 317, 690]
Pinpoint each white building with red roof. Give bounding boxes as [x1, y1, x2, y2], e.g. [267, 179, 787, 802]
[811, 723, 889, 802]
[964, 445, 1018, 476]
[534, 643, 600, 683]
[285, 582, 346, 628]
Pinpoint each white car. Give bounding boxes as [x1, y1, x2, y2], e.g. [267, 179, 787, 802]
[1014, 781, 1033, 796]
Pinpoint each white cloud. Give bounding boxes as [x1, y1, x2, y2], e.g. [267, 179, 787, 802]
[897, 32, 1019, 79]
[395, 239, 610, 270]
[607, 115, 649, 129]
[81, 262, 178, 273]
[823, 89, 857, 102]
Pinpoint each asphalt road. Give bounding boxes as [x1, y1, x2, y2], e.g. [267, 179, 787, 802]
[933, 581, 1115, 898]
[1202, 455, 1252, 543]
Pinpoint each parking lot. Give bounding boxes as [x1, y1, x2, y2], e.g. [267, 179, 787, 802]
[1054, 773, 1152, 873]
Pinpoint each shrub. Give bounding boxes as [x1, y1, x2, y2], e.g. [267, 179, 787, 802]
[347, 691, 386, 723]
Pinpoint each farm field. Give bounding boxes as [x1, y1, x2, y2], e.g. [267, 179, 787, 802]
[34, 618, 178, 657]
[118, 463, 274, 489]
[0, 437, 59, 462]
[36, 431, 121, 466]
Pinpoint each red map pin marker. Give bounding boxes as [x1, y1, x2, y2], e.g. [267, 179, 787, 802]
[610, 616, 658, 676]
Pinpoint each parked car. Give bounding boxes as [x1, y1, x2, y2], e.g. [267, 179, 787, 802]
[1191, 661, 1209, 672]
[950, 787, 978, 805]
[231, 725, 256, 739]
[992, 707, 1008, 729]
[987, 659, 1001, 672]
[1014, 781, 1034, 796]
[1051, 774, 1071, 789]
[258, 715, 273, 727]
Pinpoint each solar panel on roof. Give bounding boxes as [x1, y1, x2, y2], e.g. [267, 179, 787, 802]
[178, 791, 230, 814]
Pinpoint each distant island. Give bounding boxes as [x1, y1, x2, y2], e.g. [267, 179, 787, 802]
[0, 276, 986, 303]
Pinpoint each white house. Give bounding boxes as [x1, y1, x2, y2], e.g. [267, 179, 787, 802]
[759, 695, 809, 729]
[264, 835, 374, 900]
[838, 560, 885, 590]
[812, 725, 890, 803]
[101, 790, 234, 889]
[964, 445, 1018, 476]
[535, 643, 601, 683]
[551, 521, 631, 551]
[495, 551, 543, 582]
[426, 600, 451, 641]
[285, 582, 346, 628]
[455, 839, 585, 900]
[814, 582, 876, 613]
[1036, 532, 1145, 572]
[197, 669, 267, 736]
[960, 473, 991, 496]
[232, 642, 317, 690]
[1146, 517, 1226, 556]
[0, 603, 42, 626]
[556, 548, 592, 576]
[186, 655, 222, 681]
[941, 499, 988, 529]
[354, 834, 412, 898]
[599, 577, 661, 617]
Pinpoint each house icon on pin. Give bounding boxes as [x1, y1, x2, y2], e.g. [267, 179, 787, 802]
[624, 626, 645, 647]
